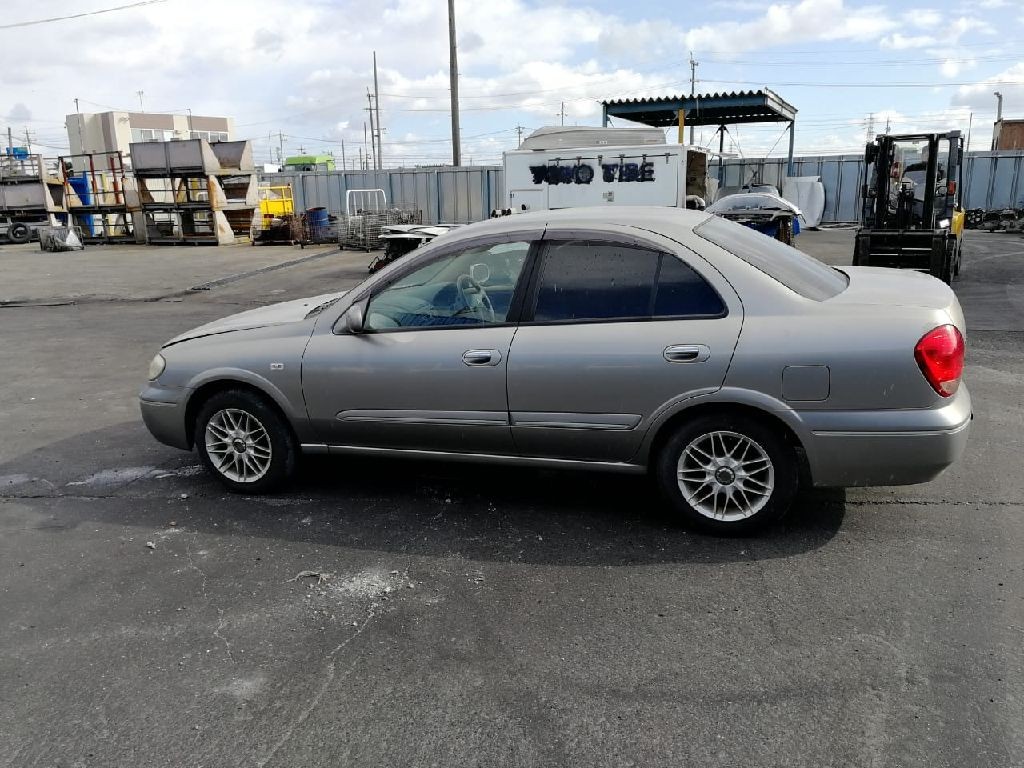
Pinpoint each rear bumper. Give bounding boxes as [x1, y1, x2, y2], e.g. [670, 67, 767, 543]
[139, 384, 190, 450]
[802, 385, 972, 487]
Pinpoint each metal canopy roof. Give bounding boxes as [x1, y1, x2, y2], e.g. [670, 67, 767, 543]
[602, 89, 797, 128]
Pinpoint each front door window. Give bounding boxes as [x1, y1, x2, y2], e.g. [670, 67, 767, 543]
[365, 241, 530, 330]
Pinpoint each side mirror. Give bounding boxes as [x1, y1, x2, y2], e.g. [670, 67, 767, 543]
[343, 301, 365, 334]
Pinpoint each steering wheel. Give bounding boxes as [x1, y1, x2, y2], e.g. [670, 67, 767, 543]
[455, 273, 495, 323]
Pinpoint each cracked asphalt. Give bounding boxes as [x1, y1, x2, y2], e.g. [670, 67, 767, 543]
[1, 231, 1022, 767]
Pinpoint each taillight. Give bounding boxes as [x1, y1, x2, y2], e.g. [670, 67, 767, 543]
[914, 324, 965, 397]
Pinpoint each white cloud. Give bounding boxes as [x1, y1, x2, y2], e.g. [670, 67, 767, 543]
[880, 34, 937, 50]
[0, 0, 1013, 166]
[902, 9, 943, 29]
[953, 62, 1024, 115]
[682, 0, 897, 55]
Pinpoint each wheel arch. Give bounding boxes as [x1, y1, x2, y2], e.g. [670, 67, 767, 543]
[640, 397, 812, 483]
[184, 375, 299, 449]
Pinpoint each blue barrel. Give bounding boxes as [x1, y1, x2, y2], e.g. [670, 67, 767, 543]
[68, 174, 97, 235]
[307, 207, 328, 241]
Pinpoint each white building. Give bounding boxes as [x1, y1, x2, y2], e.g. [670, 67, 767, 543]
[65, 111, 235, 159]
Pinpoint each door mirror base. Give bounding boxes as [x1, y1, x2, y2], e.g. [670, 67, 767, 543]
[343, 301, 366, 334]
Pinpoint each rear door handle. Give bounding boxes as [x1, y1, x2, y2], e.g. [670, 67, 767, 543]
[463, 349, 502, 366]
[664, 344, 711, 363]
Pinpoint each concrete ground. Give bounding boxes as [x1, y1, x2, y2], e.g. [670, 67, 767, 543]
[1, 229, 1022, 767]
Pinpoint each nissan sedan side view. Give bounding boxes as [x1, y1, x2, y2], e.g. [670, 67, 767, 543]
[140, 207, 971, 533]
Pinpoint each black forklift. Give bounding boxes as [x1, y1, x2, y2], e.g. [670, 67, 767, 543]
[854, 131, 965, 283]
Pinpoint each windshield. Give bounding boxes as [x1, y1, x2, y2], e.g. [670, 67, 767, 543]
[695, 216, 849, 301]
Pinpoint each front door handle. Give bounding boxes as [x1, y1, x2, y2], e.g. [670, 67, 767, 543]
[463, 349, 502, 366]
[664, 344, 711, 363]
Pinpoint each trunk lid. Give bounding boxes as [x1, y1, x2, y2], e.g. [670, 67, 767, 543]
[828, 266, 965, 334]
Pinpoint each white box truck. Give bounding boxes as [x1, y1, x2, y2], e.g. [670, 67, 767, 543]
[500, 126, 712, 215]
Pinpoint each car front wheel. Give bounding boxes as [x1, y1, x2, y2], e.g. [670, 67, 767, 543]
[655, 414, 798, 534]
[195, 389, 297, 493]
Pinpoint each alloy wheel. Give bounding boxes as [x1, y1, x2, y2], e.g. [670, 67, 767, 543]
[204, 408, 273, 483]
[676, 430, 775, 522]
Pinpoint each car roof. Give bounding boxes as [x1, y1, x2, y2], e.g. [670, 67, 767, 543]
[440, 206, 713, 243]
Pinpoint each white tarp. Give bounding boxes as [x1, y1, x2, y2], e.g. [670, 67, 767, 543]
[782, 175, 826, 228]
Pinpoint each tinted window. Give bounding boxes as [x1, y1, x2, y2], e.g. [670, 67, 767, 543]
[654, 255, 726, 317]
[534, 242, 657, 322]
[365, 241, 529, 330]
[532, 241, 724, 322]
[694, 216, 848, 301]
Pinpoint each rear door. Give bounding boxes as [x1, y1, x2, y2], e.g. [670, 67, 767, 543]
[506, 231, 743, 462]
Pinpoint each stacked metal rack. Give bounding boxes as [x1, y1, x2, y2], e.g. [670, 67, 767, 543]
[58, 151, 134, 243]
[338, 188, 422, 251]
[0, 153, 67, 243]
[128, 139, 259, 245]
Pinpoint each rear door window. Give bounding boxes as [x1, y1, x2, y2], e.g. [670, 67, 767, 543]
[530, 240, 725, 322]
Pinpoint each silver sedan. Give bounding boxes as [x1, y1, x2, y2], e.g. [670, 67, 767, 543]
[140, 207, 971, 533]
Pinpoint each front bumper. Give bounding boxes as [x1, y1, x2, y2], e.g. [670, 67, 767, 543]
[802, 385, 973, 487]
[140, 383, 190, 450]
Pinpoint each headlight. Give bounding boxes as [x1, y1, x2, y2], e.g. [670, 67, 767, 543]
[148, 354, 166, 381]
[939, 218, 950, 228]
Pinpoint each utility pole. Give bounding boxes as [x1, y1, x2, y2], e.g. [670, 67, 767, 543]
[277, 131, 284, 164]
[559, 102, 566, 126]
[966, 111, 974, 154]
[447, 0, 461, 166]
[373, 51, 383, 169]
[359, 146, 364, 171]
[341, 139, 347, 172]
[363, 122, 369, 170]
[885, 115, 891, 134]
[366, 90, 378, 170]
[865, 113, 875, 143]
[515, 124, 525, 148]
[994, 91, 1004, 150]
[136, 90, 144, 112]
[6, 126, 12, 155]
[24, 128, 32, 155]
[688, 51, 698, 144]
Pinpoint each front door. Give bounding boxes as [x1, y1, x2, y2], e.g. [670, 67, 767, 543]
[506, 235, 743, 462]
[302, 238, 533, 454]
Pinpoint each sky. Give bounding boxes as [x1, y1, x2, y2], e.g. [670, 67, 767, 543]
[1, 0, 1023, 168]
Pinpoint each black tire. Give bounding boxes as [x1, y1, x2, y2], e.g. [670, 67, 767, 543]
[654, 413, 799, 535]
[941, 239, 955, 284]
[8, 223, 31, 244]
[194, 389, 298, 493]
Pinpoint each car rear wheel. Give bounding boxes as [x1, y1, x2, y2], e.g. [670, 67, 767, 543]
[655, 414, 799, 534]
[195, 389, 297, 493]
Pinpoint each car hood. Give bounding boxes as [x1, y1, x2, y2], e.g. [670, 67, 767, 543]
[164, 291, 348, 347]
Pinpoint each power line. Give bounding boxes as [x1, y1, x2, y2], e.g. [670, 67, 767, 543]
[0, 0, 167, 30]
[701, 77, 1024, 88]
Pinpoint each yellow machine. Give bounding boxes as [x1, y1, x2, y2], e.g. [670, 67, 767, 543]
[258, 184, 294, 222]
[855, 131, 964, 283]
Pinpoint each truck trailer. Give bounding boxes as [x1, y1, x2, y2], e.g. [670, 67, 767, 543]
[499, 127, 712, 215]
